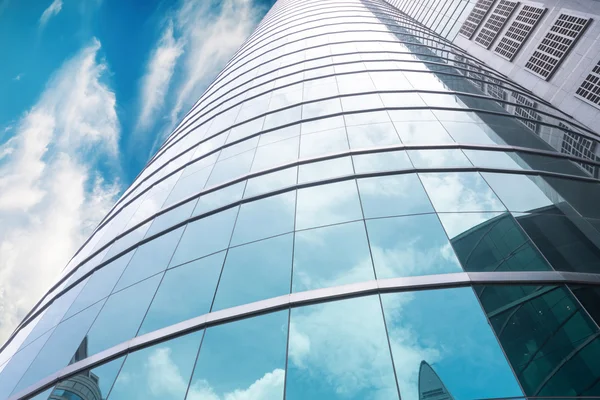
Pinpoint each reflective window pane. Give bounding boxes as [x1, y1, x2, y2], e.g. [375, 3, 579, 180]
[245, 167, 297, 198]
[346, 122, 400, 149]
[286, 296, 398, 399]
[139, 252, 226, 335]
[188, 311, 288, 399]
[393, 121, 454, 144]
[107, 331, 202, 400]
[298, 157, 353, 184]
[407, 149, 472, 168]
[357, 174, 433, 218]
[366, 214, 462, 279]
[212, 234, 293, 310]
[231, 191, 296, 246]
[352, 150, 413, 174]
[381, 288, 523, 399]
[86, 274, 161, 356]
[296, 181, 363, 230]
[293, 221, 374, 292]
[170, 207, 238, 267]
[114, 227, 184, 292]
[481, 173, 554, 213]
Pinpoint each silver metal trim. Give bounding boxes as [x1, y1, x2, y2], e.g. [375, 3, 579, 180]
[10, 270, 600, 400]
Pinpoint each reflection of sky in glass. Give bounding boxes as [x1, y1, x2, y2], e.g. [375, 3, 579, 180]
[286, 296, 398, 400]
[381, 288, 523, 400]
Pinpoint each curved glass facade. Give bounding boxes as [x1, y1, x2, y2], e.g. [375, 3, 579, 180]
[2, 0, 600, 399]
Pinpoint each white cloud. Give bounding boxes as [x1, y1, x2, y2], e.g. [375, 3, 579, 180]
[39, 0, 62, 28]
[13, 73, 23, 81]
[136, 20, 183, 132]
[0, 39, 121, 343]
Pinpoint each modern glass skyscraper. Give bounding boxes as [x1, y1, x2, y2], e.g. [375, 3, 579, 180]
[1, 0, 600, 399]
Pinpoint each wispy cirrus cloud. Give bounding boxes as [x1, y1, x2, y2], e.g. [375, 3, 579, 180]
[0, 38, 121, 343]
[39, 0, 62, 28]
[136, 20, 183, 132]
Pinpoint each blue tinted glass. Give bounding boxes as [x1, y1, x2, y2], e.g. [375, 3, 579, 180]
[366, 214, 463, 279]
[296, 181, 363, 230]
[170, 207, 238, 268]
[352, 150, 413, 173]
[346, 122, 401, 149]
[244, 167, 297, 198]
[146, 199, 197, 237]
[298, 157, 353, 184]
[419, 172, 506, 212]
[12, 300, 104, 394]
[107, 331, 202, 400]
[293, 221, 374, 292]
[192, 181, 245, 217]
[381, 288, 523, 399]
[286, 296, 398, 399]
[251, 136, 299, 171]
[188, 311, 288, 399]
[481, 173, 555, 212]
[205, 150, 254, 188]
[114, 227, 184, 292]
[139, 252, 226, 335]
[213, 234, 292, 311]
[357, 174, 433, 218]
[0, 331, 53, 399]
[64, 251, 134, 320]
[393, 121, 454, 144]
[407, 149, 472, 168]
[86, 274, 161, 356]
[230, 191, 296, 246]
[300, 128, 349, 158]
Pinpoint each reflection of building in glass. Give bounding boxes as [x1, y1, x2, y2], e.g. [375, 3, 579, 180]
[418, 361, 454, 400]
[1, 0, 600, 399]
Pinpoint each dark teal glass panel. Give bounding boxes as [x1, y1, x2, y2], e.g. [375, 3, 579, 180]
[476, 285, 600, 396]
[570, 285, 600, 327]
[212, 234, 292, 311]
[286, 295, 398, 400]
[295, 181, 363, 230]
[230, 191, 296, 246]
[64, 251, 134, 320]
[12, 301, 105, 394]
[139, 252, 226, 335]
[381, 288, 523, 399]
[170, 207, 238, 268]
[516, 211, 600, 273]
[114, 227, 184, 291]
[86, 274, 161, 356]
[107, 331, 202, 400]
[187, 311, 288, 399]
[440, 212, 552, 272]
[357, 174, 433, 219]
[292, 221, 374, 292]
[366, 214, 462, 279]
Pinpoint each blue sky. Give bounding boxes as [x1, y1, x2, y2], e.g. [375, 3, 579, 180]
[0, 0, 272, 342]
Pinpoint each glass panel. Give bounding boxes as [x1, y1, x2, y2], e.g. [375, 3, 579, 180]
[230, 191, 296, 246]
[251, 136, 299, 171]
[286, 296, 398, 399]
[212, 234, 292, 310]
[45, 356, 125, 400]
[298, 157, 353, 184]
[170, 207, 238, 268]
[205, 150, 254, 188]
[299, 128, 349, 158]
[481, 173, 555, 213]
[187, 311, 288, 399]
[245, 167, 297, 198]
[463, 149, 525, 170]
[107, 331, 202, 400]
[293, 221, 374, 292]
[139, 252, 226, 335]
[476, 285, 600, 396]
[86, 274, 161, 356]
[366, 214, 463, 279]
[346, 122, 401, 149]
[407, 149, 472, 168]
[357, 174, 434, 219]
[419, 172, 506, 212]
[352, 150, 413, 174]
[301, 116, 344, 135]
[192, 181, 245, 216]
[12, 301, 105, 394]
[114, 227, 184, 292]
[381, 288, 523, 399]
[64, 251, 134, 320]
[440, 212, 552, 272]
[515, 211, 600, 273]
[296, 181, 363, 230]
[0, 331, 53, 399]
[146, 199, 197, 237]
[393, 121, 454, 144]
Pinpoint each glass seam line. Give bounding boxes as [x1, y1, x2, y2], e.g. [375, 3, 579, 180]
[8, 162, 600, 354]
[123, 90, 595, 217]
[9, 271, 600, 400]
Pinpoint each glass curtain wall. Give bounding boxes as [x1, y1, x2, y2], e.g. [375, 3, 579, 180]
[1, 0, 600, 399]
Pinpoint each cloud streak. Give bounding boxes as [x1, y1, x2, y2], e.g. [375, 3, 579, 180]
[0, 39, 121, 343]
[39, 0, 62, 28]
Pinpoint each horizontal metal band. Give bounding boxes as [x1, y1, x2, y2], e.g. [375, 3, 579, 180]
[10, 270, 600, 400]
[8, 159, 600, 355]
